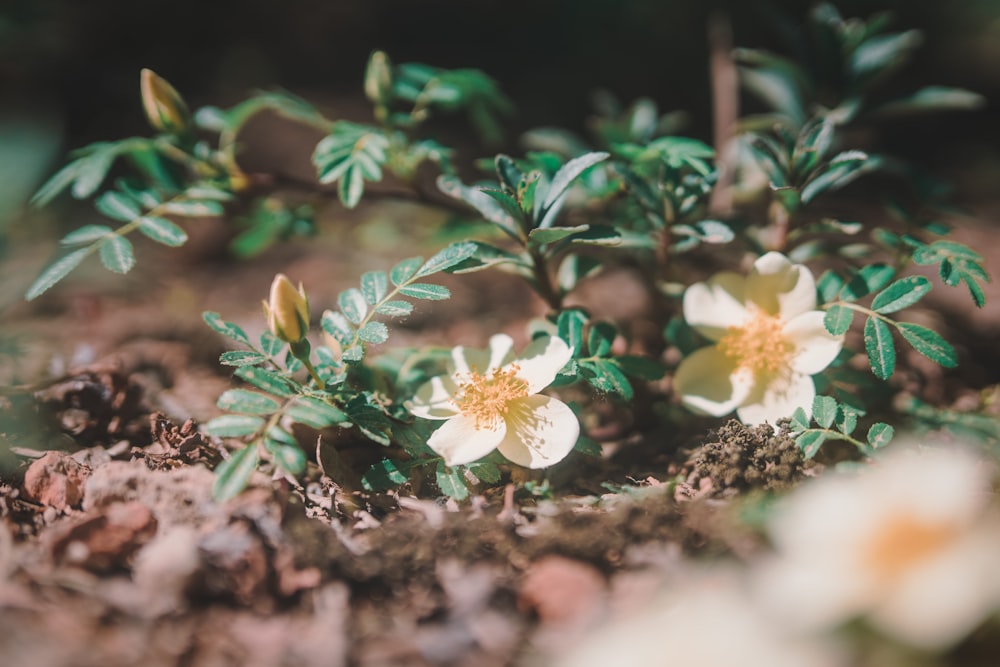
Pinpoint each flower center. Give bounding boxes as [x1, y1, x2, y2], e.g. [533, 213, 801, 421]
[456, 365, 529, 429]
[717, 311, 793, 376]
[863, 513, 958, 579]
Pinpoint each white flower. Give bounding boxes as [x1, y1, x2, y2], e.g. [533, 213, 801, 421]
[408, 334, 579, 468]
[753, 444, 1000, 651]
[556, 568, 845, 667]
[674, 252, 844, 424]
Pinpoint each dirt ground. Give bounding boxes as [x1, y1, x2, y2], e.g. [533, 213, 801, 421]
[2, 189, 1000, 666]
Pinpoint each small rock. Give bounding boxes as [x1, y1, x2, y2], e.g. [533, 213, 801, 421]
[22, 451, 90, 510]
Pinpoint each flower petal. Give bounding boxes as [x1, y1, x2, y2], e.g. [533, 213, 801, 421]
[409, 375, 460, 420]
[674, 346, 750, 417]
[426, 413, 506, 467]
[513, 336, 573, 394]
[451, 333, 516, 378]
[683, 272, 749, 341]
[486, 333, 518, 371]
[496, 395, 579, 469]
[737, 371, 815, 424]
[784, 311, 844, 375]
[747, 252, 817, 319]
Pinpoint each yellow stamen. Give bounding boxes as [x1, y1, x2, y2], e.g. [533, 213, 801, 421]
[456, 365, 529, 429]
[864, 513, 957, 579]
[717, 311, 793, 376]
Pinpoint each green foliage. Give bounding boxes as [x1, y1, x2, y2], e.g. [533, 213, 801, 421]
[789, 396, 893, 459]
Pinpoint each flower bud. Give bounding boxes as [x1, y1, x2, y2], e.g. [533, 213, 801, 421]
[140, 68, 191, 134]
[263, 274, 309, 343]
[364, 51, 393, 106]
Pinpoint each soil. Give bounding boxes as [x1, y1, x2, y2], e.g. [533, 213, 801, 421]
[2, 186, 1000, 665]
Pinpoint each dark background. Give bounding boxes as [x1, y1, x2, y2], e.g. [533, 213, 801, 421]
[3, 0, 1000, 194]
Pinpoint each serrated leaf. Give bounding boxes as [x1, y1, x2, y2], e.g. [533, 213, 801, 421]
[398, 283, 450, 300]
[467, 461, 501, 484]
[796, 430, 829, 459]
[95, 190, 141, 221]
[528, 224, 589, 245]
[360, 271, 389, 304]
[98, 235, 135, 274]
[390, 256, 424, 286]
[415, 242, 478, 279]
[790, 407, 810, 431]
[25, 247, 91, 300]
[61, 225, 113, 245]
[871, 276, 931, 314]
[338, 288, 368, 324]
[161, 199, 224, 217]
[137, 216, 188, 247]
[213, 445, 259, 501]
[897, 322, 957, 368]
[357, 321, 389, 344]
[587, 322, 616, 357]
[260, 331, 284, 356]
[373, 300, 413, 317]
[866, 422, 895, 449]
[864, 316, 896, 380]
[843, 264, 895, 300]
[542, 151, 610, 211]
[234, 366, 296, 397]
[286, 396, 348, 429]
[823, 305, 854, 335]
[362, 459, 409, 491]
[265, 441, 307, 475]
[557, 309, 588, 357]
[202, 414, 265, 438]
[436, 176, 522, 238]
[435, 461, 470, 500]
[217, 389, 281, 415]
[203, 312, 252, 345]
[580, 359, 633, 400]
[812, 395, 837, 429]
[321, 310, 354, 344]
[219, 350, 267, 367]
[836, 408, 858, 436]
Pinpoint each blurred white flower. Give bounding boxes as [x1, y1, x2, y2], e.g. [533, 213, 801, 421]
[675, 252, 844, 424]
[409, 334, 579, 468]
[754, 445, 1000, 650]
[555, 568, 845, 667]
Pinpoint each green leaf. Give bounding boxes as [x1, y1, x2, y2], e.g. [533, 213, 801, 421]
[321, 310, 354, 344]
[415, 241, 478, 278]
[823, 305, 854, 335]
[98, 235, 135, 274]
[60, 225, 114, 245]
[796, 430, 829, 459]
[203, 311, 252, 346]
[362, 459, 409, 491]
[542, 151, 610, 211]
[265, 441, 307, 476]
[790, 407, 810, 431]
[219, 350, 267, 367]
[390, 256, 424, 286]
[871, 276, 931, 314]
[338, 288, 368, 324]
[557, 309, 588, 356]
[234, 366, 297, 397]
[875, 86, 985, 116]
[375, 300, 414, 317]
[836, 407, 858, 436]
[843, 264, 895, 300]
[259, 331, 284, 356]
[467, 461, 501, 484]
[357, 321, 389, 344]
[25, 247, 91, 300]
[812, 396, 837, 429]
[161, 199, 224, 217]
[398, 283, 450, 300]
[587, 321, 616, 357]
[213, 445, 260, 501]
[137, 216, 188, 247]
[95, 191, 141, 222]
[614, 355, 667, 381]
[285, 396, 348, 429]
[864, 316, 896, 380]
[435, 461, 470, 500]
[580, 359, 633, 400]
[312, 122, 389, 208]
[360, 271, 389, 304]
[436, 176, 522, 239]
[217, 389, 281, 415]
[203, 414, 265, 438]
[897, 322, 958, 368]
[866, 422, 895, 449]
[528, 224, 589, 245]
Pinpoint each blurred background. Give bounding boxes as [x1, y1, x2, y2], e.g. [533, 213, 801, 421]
[3, 0, 1000, 207]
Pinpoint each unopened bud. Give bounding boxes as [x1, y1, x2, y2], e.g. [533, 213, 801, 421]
[364, 51, 393, 106]
[140, 68, 191, 134]
[263, 274, 310, 343]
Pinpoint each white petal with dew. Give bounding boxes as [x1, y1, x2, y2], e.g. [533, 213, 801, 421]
[784, 311, 844, 375]
[674, 347, 749, 417]
[513, 336, 574, 394]
[426, 413, 507, 467]
[737, 371, 814, 424]
[683, 272, 748, 341]
[496, 395, 579, 468]
[409, 375, 460, 420]
[747, 252, 817, 318]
